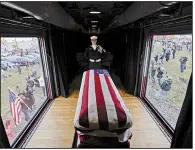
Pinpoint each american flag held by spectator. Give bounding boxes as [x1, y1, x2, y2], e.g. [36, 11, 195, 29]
[5, 120, 14, 143]
[8, 88, 23, 126]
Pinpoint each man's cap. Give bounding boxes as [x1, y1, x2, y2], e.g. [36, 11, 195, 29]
[90, 36, 98, 40]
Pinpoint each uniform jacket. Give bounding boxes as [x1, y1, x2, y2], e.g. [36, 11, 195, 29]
[84, 45, 106, 60]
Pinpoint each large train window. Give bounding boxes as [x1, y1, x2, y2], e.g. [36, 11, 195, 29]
[1, 37, 48, 145]
[145, 35, 192, 129]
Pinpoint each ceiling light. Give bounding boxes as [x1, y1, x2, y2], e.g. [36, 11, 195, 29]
[23, 16, 34, 19]
[92, 25, 97, 27]
[159, 14, 170, 17]
[90, 11, 101, 14]
[163, 6, 169, 9]
[91, 21, 98, 23]
[167, 2, 177, 5]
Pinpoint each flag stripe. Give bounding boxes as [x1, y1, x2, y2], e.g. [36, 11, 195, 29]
[74, 72, 87, 130]
[99, 74, 118, 130]
[15, 101, 19, 125]
[74, 69, 132, 132]
[13, 102, 17, 122]
[88, 70, 99, 129]
[8, 88, 22, 126]
[79, 71, 90, 128]
[10, 103, 14, 119]
[94, 73, 109, 130]
[108, 76, 132, 128]
[104, 75, 127, 128]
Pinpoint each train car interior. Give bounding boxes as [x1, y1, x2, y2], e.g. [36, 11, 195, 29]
[0, 1, 192, 148]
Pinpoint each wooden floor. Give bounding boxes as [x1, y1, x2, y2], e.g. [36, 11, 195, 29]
[26, 96, 170, 148]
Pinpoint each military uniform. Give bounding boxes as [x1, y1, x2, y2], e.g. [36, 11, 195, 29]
[84, 44, 106, 70]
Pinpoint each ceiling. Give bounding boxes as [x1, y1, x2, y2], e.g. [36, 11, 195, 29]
[59, 2, 132, 32]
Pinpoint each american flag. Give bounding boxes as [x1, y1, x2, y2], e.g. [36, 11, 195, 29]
[74, 69, 132, 132]
[5, 120, 14, 143]
[8, 88, 22, 126]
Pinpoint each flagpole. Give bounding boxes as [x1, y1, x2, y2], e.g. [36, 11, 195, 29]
[17, 96, 32, 111]
[8, 87, 32, 111]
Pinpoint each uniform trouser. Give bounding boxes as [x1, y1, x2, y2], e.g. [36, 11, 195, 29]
[89, 62, 102, 69]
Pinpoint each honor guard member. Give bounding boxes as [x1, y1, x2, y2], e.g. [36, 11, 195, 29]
[84, 36, 106, 70]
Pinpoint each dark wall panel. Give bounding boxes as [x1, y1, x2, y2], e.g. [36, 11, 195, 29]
[50, 29, 89, 96]
[98, 29, 127, 81]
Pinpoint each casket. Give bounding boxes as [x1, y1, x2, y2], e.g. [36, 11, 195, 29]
[74, 69, 133, 148]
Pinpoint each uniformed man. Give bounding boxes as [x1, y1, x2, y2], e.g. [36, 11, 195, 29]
[179, 57, 188, 73]
[84, 36, 106, 70]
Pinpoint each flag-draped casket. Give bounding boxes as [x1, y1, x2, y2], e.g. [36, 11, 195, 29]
[74, 69, 133, 147]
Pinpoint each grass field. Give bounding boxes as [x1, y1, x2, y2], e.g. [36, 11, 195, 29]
[145, 41, 192, 128]
[148, 42, 192, 106]
[1, 64, 47, 144]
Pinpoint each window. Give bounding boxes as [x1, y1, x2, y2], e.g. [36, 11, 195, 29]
[1, 37, 48, 145]
[145, 35, 192, 129]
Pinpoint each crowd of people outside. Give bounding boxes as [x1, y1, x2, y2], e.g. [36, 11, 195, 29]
[149, 35, 191, 100]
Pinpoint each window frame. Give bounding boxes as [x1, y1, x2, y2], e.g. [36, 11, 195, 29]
[140, 29, 192, 138]
[0, 33, 51, 148]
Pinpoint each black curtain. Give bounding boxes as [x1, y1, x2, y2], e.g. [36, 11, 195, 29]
[98, 28, 127, 81]
[50, 29, 89, 97]
[123, 28, 144, 94]
[50, 30, 70, 97]
[171, 74, 192, 148]
[99, 28, 145, 95]
[62, 31, 89, 82]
